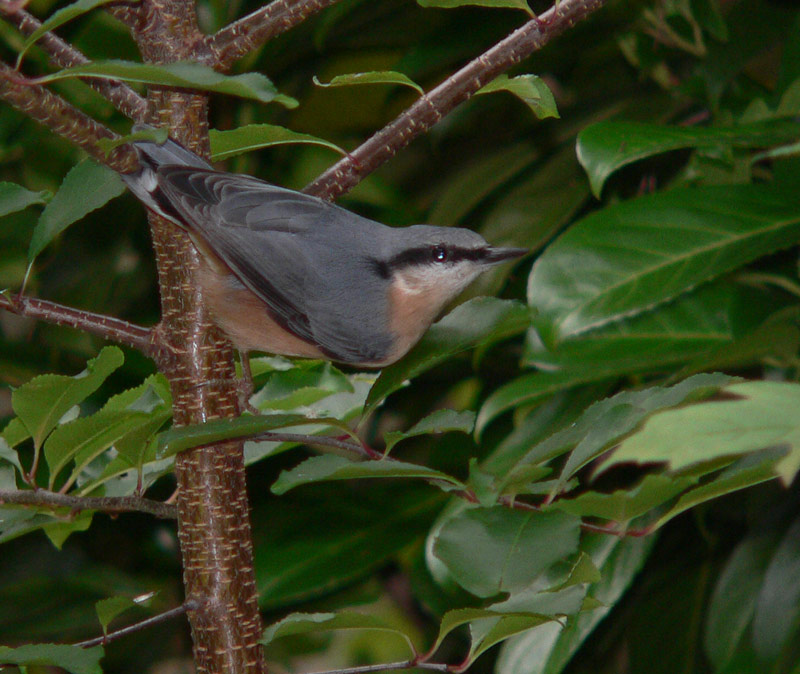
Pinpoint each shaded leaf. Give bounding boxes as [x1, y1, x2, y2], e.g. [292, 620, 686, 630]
[577, 120, 800, 197]
[313, 71, 423, 95]
[11, 346, 124, 449]
[0, 644, 103, 674]
[158, 413, 350, 458]
[36, 60, 298, 107]
[552, 473, 695, 522]
[0, 182, 50, 218]
[261, 611, 415, 654]
[29, 159, 125, 263]
[210, 124, 345, 161]
[477, 74, 558, 119]
[753, 515, 800, 659]
[95, 592, 155, 634]
[528, 184, 800, 341]
[433, 507, 581, 597]
[271, 455, 465, 495]
[17, 0, 121, 66]
[384, 409, 475, 453]
[255, 486, 442, 608]
[251, 361, 353, 411]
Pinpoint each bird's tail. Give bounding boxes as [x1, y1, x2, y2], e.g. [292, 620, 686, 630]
[120, 124, 212, 222]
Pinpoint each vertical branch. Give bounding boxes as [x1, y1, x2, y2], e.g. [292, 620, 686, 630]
[129, 0, 267, 671]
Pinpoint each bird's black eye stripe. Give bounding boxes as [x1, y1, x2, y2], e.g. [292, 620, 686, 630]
[387, 245, 488, 270]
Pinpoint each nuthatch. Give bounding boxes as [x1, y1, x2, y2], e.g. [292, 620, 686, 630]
[122, 129, 526, 367]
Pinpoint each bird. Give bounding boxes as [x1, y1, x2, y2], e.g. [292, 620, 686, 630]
[121, 127, 527, 368]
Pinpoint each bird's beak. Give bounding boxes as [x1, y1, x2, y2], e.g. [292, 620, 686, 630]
[485, 246, 528, 264]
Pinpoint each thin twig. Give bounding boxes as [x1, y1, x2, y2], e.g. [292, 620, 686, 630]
[305, 660, 451, 674]
[0, 4, 148, 121]
[205, 0, 343, 70]
[0, 293, 160, 357]
[304, 0, 606, 201]
[0, 61, 137, 172]
[0, 489, 177, 518]
[75, 601, 196, 648]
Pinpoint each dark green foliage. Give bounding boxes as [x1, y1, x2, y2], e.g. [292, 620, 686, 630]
[2, 0, 800, 672]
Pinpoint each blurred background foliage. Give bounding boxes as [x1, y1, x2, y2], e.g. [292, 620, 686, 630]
[2, 0, 800, 672]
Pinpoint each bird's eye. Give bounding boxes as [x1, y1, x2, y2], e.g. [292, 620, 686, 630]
[432, 245, 448, 263]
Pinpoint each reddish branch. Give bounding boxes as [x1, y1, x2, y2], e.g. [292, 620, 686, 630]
[0, 62, 137, 172]
[0, 4, 149, 121]
[304, 0, 606, 200]
[204, 0, 343, 70]
[0, 489, 177, 518]
[76, 602, 196, 648]
[0, 293, 158, 357]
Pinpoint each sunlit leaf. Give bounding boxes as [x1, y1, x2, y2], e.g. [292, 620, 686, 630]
[11, 347, 124, 450]
[577, 120, 800, 196]
[477, 74, 558, 119]
[528, 184, 800, 341]
[313, 71, 423, 95]
[417, 0, 534, 16]
[210, 124, 345, 161]
[36, 60, 298, 107]
[609, 381, 800, 483]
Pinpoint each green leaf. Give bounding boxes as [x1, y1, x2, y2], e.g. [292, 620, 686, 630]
[552, 474, 695, 523]
[528, 184, 800, 341]
[705, 530, 778, 669]
[313, 71, 423, 95]
[251, 361, 353, 411]
[365, 298, 530, 416]
[17, 0, 121, 66]
[477, 74, 559, 119]
[480, 371, 734, 464]
[384, 409, 475, 453]
[11, 346, 124, 449]
[0, 182, 50, 218]
[36, 60, 298, 107]
[0, 644, 103, 674]
[753, 515, 800, 659]
[495, 534, 655, 674]
[690, 0, 728, 41]
[609, 381, 800, 483]
[651, 449, 782, 531]
[157, 413, 349, 458]
[417, 0, 534, 16]
[44, 409, 157, 490]
[433, 507, 581, 597]
[261, 611, 416, 654]
[29, 159, 125, 263]
[43, 509, 92, 548]
[209, 124, 345, 161]
[577, 120, 800, 197]
[271, 455, 465, 495]
[255, 485, 441, 608]
[95, 592, 155, 634]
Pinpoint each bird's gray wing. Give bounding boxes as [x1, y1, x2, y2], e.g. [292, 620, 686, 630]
[155, 167, 336, 347]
